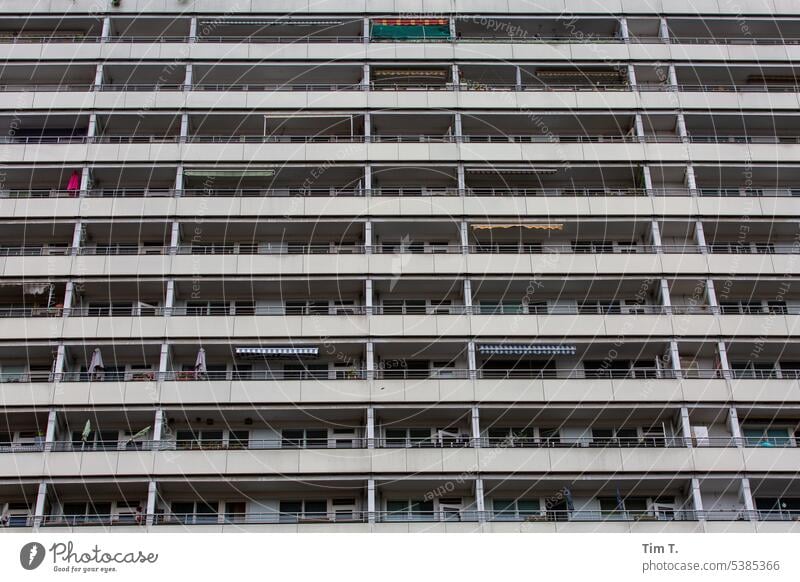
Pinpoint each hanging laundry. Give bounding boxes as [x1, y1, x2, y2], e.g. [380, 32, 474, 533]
[66, 170, 81, 193]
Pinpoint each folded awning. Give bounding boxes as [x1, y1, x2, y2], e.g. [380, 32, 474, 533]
[374, 69, 448, 77]
[236, 346, 319, 358]
[183, 169, 276, 178]
[478, 344, 576, 356]
[535, 69, 623, 78]
[372, 19, 450, 26]
[464, 167, 559, 175]
[200, 20, 343, 26]
[471, 224, 564, 230]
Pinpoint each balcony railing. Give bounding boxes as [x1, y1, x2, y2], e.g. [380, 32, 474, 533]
[3, 434, 794, 454]
[16, 302, 799, 318]
[472, 368, 723, 380]
[0, 367, 736, 384]
[45, 369, 367, 383]
[2, 243, 792, 256]
[3, 82, 800, 94]
[6, 187, 800, 199]
[22, 509, 800, 528]
[8, 367, 800, 384]
[10, 133, 800, 146]
[5, 33, 800, 46]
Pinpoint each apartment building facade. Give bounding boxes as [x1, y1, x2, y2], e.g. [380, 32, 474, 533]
[1, 0, 800, 532]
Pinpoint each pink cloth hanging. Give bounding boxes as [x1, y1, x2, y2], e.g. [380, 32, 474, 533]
[66, 170, 80, 192]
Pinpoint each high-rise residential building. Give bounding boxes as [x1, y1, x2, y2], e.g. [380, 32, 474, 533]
[1, 1, 800, 533]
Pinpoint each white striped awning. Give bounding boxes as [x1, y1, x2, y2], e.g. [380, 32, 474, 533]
[464, 167, 559, 175]
[200, 20, 343, 26]
[478, 344, 576, 356]
[235, 346, 319, 358]
[183, 169, 275, 178]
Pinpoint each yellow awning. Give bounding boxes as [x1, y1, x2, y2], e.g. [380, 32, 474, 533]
[471, 224, 564, 230]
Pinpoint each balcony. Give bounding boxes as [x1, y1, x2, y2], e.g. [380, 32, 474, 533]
[4, 162, 800, 202]
[2, 15, 800, 47]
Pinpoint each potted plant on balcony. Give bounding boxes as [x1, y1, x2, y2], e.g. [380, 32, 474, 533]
[131, 371, 155, 382]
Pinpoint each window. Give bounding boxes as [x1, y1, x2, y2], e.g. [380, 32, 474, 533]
[767, 300, 787, 314]
[174, 430, 223, 450]
[742, 426, 791, 447]
[539, 428, 560, 446]
[479, 300, 523, 314]
[4, 502, 31, 526]
[731, 361, 776, 379]
[70, 429, 118, 450]
[170, 501, 218, 524]
[600, 496, 648, 518]
[86, 302, 134, 316]
[381, 241, 423, 254]
[384, 428, 431, 447]
[385, 500, 434, 521]
[228, 430, 249, 450]
[493, 499, 540, 520]
[381, 299, 426, 314]
[1, 365, 27, 382]
[434, 427, 467, 446]
[545, 498, 569, 521]
[381, 359, 429, 379]
[430, 361, 457, 379]
[62, 501, 112, 525]
[574, 240, 612, 253]
[527, 301, 549, 314]
[232, 301, 255, 315]
[332, 498, 357, 521]
[487, 427, 535, 447]
[281, 429, 328, 448]
[333, 300, 357, 315]
[599, 497, 623, 517]
[115, 501, 142, 524]
[231, 364, 252, 381]
[286, 300, 329, 315]
[332, 428, 357, 448]
[592, 428, 614, 445]
[756, 497, 800, 518]
[279, 500, 327, 522]
[430, 300, 453, 314]
[185, 301, 228, 316]
[592, 427, 639, 446]
[224, 502, 247, 523]
[579, 300, 620, 314]
[641, 426, 666, 447]
[283, 364, 328, 380]
[583, 359, 633, 378]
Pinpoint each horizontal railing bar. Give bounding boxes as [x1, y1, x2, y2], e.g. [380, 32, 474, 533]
[12, 508, 797, 527]
[5, 187, 800, 198]
[2, 83, 800, 94]
[2, 435, 789, 453]
[0, 367, 750, 383]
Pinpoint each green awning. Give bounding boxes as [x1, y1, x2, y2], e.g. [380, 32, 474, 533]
[371, 24, 450, 40]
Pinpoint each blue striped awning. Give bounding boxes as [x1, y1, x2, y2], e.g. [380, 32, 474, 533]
[477, 344, 576, 356]
[235, 346, 318, 358]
